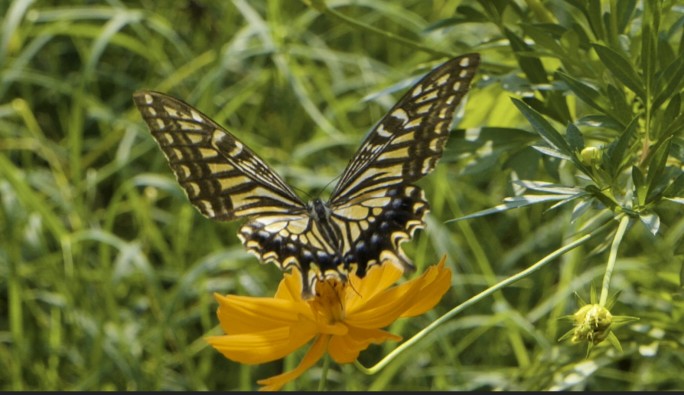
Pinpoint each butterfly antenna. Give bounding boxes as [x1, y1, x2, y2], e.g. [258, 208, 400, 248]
[283, 159, 341, 201]
[311, 172, 342, 200]
[347, 276, 362, 299]
[292, 184, 313, 201]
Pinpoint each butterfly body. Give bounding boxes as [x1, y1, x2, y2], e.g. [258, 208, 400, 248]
[133, 54, 480, 298]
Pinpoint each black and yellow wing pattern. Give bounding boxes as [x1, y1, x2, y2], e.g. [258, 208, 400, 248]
[133, 53, 480, 297]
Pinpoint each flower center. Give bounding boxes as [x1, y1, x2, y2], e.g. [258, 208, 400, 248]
[309, 276, 346, 324]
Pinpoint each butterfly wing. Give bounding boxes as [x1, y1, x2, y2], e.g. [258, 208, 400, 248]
[133, 91, 307, 219]
[329, 54, 480, 275]
[330, 54, 480, 204]
[134, 91, 336, 289]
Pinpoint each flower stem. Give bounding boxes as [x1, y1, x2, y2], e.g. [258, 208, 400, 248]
[356, 232, 597, 374]
[318, 354, 330, 391]
[599, 214, 631, 306]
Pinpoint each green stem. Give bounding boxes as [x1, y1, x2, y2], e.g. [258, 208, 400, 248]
[318, 354, 330, 391]
[599, 215, 631, 306]
[356, 232, 597, 374]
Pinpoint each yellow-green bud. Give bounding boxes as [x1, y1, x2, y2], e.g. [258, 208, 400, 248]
[580, 147, 602, 166]
[571, 304, 613, 345]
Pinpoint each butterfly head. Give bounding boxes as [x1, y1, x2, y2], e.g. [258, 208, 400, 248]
[306, 198, 331, 222]
[303, 268, 349, 299]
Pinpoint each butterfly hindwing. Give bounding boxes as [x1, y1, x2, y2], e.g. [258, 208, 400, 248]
[238, 214, 339, 298]
[330, 185, 429, 276]
[133, 91, 306, 221]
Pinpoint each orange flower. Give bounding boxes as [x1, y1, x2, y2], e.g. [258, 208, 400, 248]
[206, 256, 452, 391]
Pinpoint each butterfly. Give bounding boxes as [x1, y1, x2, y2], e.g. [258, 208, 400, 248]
[133, 53, 480, 298]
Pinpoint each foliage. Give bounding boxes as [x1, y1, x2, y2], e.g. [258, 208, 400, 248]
[0, 0, 682, 391]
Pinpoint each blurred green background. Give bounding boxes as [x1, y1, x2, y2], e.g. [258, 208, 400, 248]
[1, 0, 683, 391]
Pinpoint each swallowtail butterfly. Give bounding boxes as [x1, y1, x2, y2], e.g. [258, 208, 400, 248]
[133, 53, 480, 297]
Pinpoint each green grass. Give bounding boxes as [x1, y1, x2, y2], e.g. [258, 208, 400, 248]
[1, 0, 683, 390]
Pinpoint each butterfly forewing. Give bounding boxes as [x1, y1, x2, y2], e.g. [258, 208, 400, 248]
[133, 91, 306, 221]
[330, 53, 480, 206]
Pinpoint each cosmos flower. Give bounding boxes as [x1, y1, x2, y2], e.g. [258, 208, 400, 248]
[206, 256, 451, 391]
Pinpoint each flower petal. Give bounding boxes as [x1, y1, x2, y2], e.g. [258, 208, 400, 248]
[315, 321, 349, 336]
[345, 257, 452, 329]
[344, 277, 424, 328]
[257, 334, 330, 391]
[274, 269, 304, 301]
[206, 323, 317, 365]
[214, 293, 311, 334]
[400, 256, 451, 317]
[345, 263, 403, 313]
[328, 327, 402, 363]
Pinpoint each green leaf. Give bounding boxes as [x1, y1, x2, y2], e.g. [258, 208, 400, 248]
[606, 84, 632, 126]
[454, 5, 488, 22]
[532, 145, 571, 161]
[666, 197, 684, 205]
[646, 139, 672, 203]
[571, 198, 594, 221]
[661, 93, 681, 128]
[604, 117, 638, 178]
[424, 18, 466, 31]
[514, 180, 583, 195]
[641, 23, 656, 100]
[542, 155, 562, 180]
[505, 28, 549, 84]
[566, 123, 585, 153]
[477, 0, 520, 22]
[585, 184, 618, 210]
[663, 172, 684, 198]
[584, 0, 605, 40]
[592, 44, 645, 99]
[639, 211, 660, 236]
[569, 21, 592, 50]
[632, 165, 647, 206]
[662, 110, 684, 141]
[556, 71, 609, 115]
[615, 0, 638, 33]
[653, 55, 684, 109]
[446, 127, 538, 156]
[512, 98, 571, 154]
[447, 194, 577, 223]
[445, 128, 539, 178]
[577, 115, 625, 132]
[522, 23, 564, 54]
[503, 26, 572, 125]
[505, 146, 542, 180]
